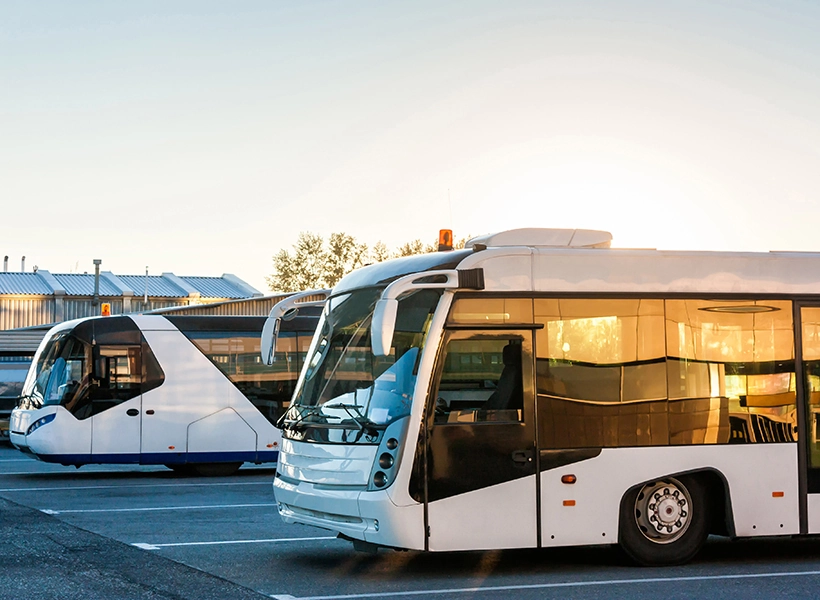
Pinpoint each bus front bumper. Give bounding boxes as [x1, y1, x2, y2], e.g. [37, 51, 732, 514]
[274, 475, 376, 539]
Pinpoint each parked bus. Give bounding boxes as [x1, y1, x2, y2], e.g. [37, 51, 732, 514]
[273, 227, 820, 565]
[10, 302, 320, 476]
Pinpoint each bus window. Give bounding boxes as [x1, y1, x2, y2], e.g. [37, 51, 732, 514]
[434, 336, 524, 424]
[535, 298, 667, 448]
[185, 330, 303, 425]
[667, 299, 795, 445]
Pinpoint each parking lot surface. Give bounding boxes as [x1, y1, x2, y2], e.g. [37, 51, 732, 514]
[4, 444, 820, 599]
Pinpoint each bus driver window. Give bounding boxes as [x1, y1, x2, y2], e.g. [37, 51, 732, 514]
[434, 337, 524, 424]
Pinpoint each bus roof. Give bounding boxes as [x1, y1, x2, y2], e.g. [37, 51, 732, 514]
[459, 245, 820, 296]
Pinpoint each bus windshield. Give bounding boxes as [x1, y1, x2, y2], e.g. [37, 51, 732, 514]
[19, 330, 89, 410]
[284, 286, 442, 443]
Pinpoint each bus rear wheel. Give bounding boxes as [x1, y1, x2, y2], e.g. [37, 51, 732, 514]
[619, 475, 709, 566]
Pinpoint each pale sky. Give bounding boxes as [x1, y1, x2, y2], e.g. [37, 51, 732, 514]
[3, 1, 820, 293]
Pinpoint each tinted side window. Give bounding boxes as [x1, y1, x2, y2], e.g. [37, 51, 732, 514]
[184, 330, 307, 425]
[666, 299, 795, 445]
[534, 298, 795, 450]
[535, 299, 666, 449]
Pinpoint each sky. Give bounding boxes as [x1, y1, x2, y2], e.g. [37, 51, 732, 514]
[3, 0, 820, 293]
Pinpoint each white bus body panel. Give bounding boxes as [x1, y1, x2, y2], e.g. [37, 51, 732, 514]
[132, 316, 279, 459]
[90, 396, 141, 458]
[11, 407, 92, 459]
[187, 407, 256, 454]
[808, 495, 820, 533]
[455, 246, 820, 296]
[541, 444, 799, 546]
[427, 476, 537, 551]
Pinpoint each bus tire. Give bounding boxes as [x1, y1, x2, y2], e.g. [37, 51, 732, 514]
[619, 475, 709, 566]
[190, 462, 242, 477]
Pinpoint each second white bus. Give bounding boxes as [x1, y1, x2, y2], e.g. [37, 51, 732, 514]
[11, 307, 319, 476]
[273, 227, 820, 565]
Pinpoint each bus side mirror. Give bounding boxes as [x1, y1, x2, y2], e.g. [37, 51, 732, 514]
[371, 298, 398, 357]
[261, 316, 282, 366]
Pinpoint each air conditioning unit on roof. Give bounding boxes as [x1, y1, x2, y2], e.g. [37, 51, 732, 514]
[465, 228, 612, 249]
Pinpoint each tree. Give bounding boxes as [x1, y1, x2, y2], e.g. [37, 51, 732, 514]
[370, 241, 391, 263]
[268, 231, 474, 292]
[394, 239, 436, 257]
[266, 232, 327, 292]
[325, 233, 368, 288]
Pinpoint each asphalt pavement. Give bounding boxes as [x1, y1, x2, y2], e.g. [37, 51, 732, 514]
[0, 495, 268, 600]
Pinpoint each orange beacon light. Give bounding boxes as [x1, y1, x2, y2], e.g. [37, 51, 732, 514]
[438, 229, 453, 251]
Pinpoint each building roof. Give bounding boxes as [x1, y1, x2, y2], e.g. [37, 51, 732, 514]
[0, 270, 261, 299]
[179, 276, 249, 299]
[52, 273, 122, 296]
[0, 273, 53, 295]
[117, 275, 188, 298]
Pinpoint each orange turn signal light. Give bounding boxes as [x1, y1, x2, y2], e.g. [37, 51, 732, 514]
[561, 474, 577, 484]
[773, 491, 785, 498]
[563, 500, 576, 507]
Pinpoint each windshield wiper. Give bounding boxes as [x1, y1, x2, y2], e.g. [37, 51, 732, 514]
[277, 405, 325, 431]
[15, 393, 42, 409]
[332, 403, 386, 431]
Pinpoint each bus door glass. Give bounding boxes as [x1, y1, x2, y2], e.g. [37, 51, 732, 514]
[86, 318, 149, 460]
[424, 327, 537, 551]
[799, 306, 820, 532]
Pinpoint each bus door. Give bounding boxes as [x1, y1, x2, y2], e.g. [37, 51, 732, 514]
[798, 305, 820, 533]
[87, 321, 144, 461]
[424, 329, 538, 551]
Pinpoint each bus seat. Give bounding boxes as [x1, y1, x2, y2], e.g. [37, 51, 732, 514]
[484, 343, 523, 411]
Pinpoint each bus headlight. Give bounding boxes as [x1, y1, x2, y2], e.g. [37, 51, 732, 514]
[378, 453, 394, 469]
[27, 413, 56, 435]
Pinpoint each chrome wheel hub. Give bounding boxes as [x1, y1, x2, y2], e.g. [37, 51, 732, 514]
[634, 478, 692, 544]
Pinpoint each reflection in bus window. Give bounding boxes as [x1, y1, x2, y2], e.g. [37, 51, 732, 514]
[532, 298, 795, 449]
[802, 307, 820, 469]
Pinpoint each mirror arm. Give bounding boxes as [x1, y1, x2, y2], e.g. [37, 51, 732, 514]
[261, 289, 330, 365]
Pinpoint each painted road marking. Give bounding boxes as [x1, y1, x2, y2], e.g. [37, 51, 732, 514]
[0, 481, 270, 492]
[133, 536, 336, 550]
[41, 502, 277, 515]
[269, 569, 820, 599]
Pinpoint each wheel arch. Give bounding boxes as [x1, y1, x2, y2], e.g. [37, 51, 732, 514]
[618, 467, 736, 541]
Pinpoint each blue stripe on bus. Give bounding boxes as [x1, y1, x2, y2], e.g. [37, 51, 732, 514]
[32, 450, 279, 467]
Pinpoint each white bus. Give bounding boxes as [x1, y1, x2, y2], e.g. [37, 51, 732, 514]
[273, 227, 820, 565]
[10, 306, 320, 476]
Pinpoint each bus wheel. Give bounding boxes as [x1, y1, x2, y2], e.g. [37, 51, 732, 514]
[619, 475, 709, 566]
[191, 462, 242, 477]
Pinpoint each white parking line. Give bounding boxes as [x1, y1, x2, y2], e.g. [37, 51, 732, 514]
[0, 469, 167, 476]
[271, 569, 820, 599]
[0, 459, 38, 463]
[133, 536, 336, 550]
[41, 502, 277, 515]
[0, 481, 270, 492]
